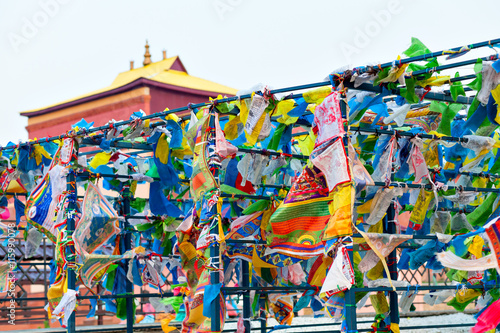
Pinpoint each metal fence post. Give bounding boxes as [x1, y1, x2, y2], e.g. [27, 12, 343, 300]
[385, 203, 399, 326]
[209, 110, 221, 333]
[122, 184, 134, 333]
[242, 260, 251, 333]
[259, 295, 266, 333]
[66, 154, 78, 333]
[339, 91, 357, 332]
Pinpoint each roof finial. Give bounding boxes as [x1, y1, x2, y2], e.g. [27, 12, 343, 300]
[143, 40, 152, 66]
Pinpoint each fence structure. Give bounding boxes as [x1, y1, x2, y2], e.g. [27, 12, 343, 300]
[2, 37, 500, 333]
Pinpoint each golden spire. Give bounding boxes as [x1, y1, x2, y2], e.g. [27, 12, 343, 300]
[143, 40, 152, 66]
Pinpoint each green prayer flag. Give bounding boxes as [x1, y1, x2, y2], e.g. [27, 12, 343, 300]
[403, 37, 432, 57]
[436, 103, 463, 136]
[242, 199, 270, 215]
[267, 123, 286, 151]
[130, 198, 146, 213]
[450, 72, 465, 102]
[467, 193, 498, 227]
[116, 295, 136, 319]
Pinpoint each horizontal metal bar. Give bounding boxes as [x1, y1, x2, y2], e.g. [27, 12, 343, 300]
[223, 321, 375, 333]
[220, 193, 276, 200]
[237, 147, 307, 160]
[5, 292, 173, 302]
[356, 323, 474, 332]
[222, 286, 315, 292]
[226, 239, 266, 244]
[412, 53, 498, 78]
[80, 138, 154, 151]
[351, 125, 466, 142]
[345, 80, 474, 105]
[375, 38, 500, 69]
[371, 180, 500, 194]
[350, 283, 489, 293]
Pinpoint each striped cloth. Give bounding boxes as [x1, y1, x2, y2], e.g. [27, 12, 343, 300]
[267, 165, 332, 257]
[226, 208, 306, 267]
[0, 262, 10, 292]
[79, 252, 133, 288]
[189, 114, 217, 201]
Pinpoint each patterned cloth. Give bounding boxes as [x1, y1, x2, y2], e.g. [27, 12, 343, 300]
[312, 91, 345, 147]
[483, 216, 500, 274]
[358, 233, 413, 273]
[80, 252, 134, 287]
[226, 209, 304, 267]
[74, 182, 120, 256]
[311, 137, 351, 191]
[320, 246, 355, 299]
[0, 262, 10, 292]
[181, 268, 226, 333]
[267, 165, 332, 257]
[25, 138, 75, 243]
[271, 297, 294, 325]
[47, 274, 67, 321]
[188, 114, 217, 201]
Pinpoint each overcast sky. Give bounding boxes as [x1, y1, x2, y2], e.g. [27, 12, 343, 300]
[1, 0, 499, 146]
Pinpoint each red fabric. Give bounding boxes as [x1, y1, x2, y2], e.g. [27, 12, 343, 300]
[235, 173, 256, 194]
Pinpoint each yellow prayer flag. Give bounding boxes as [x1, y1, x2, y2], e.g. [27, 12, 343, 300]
[89, 152, 112, 169]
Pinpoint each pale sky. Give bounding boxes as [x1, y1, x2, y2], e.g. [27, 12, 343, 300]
[1, 0, 499, 146]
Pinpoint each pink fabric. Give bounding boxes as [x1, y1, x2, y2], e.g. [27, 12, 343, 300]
[0, 207, 10, 220]
[236, 316, 245, 333]
[143, 303, 155, 314]
[215, 113, 238, 158]
[410, 138, 429, 183]
[287, 263, 307, 285]
[472, 299, 500, 333]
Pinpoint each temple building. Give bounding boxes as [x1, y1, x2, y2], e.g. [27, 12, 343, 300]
[20, 41, 237, 139]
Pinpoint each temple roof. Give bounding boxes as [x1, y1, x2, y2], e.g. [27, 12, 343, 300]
[21, 53, 237, 117]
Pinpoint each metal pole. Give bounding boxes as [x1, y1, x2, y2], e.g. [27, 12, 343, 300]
[122, 184, 134, 333]
[209, 110, 222, 332]
[385, 204, 399, 326]
[259, 296, 266, 333]
[97, 284, 103, 326]
[66, 152, 78, 333]
[43, 236, 48, 324]
[344, 245, 357, 331]
[242, 260, 251, 333]
[339, 96, 357, 331]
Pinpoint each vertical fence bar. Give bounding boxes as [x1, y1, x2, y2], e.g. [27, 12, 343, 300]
[209, 110, 221, 333]
[97, 284, 103, 326]
[344, 246, 357, 331]
[43, 237, 48, 324]
[242, 260, 251, 333]
[259, 296, 266, 333]
[340, 91, 357, 331]
[386, 203, 399, 326]
[66, 162, 77, 333]
[122, 184, 134, 333]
